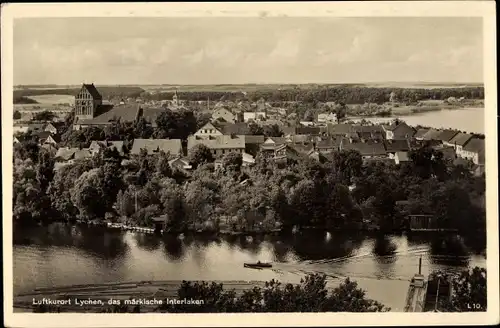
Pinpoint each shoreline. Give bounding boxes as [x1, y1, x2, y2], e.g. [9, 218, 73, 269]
[346, 103, 484, 119]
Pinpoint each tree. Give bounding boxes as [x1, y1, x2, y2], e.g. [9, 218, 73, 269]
[13, 110, 22, 120]
[445, 267, 487, 312]
[221, 152, 242, 172]
[263, 124, 283, 138]
[36, 148, 55, 192]
[188, 144, 214, 169]
[33, 110, 56, 122]
[248, 122, 264, 135]
[159, 274, 389, 313]
[70, 168, 107, 220]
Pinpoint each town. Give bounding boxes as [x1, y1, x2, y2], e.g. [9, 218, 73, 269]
[13, 83, 485, 235]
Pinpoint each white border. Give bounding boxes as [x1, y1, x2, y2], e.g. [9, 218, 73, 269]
[2, 2, 498, 327]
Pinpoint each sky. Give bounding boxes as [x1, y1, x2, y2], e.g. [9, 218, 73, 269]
[13, 17, 483, 85]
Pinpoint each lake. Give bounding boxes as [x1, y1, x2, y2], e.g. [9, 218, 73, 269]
[13, 224, 486, 311]
[349, 107, 485, 134]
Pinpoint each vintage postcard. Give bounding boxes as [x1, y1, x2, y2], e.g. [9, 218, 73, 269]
[2, 1, 498, 327]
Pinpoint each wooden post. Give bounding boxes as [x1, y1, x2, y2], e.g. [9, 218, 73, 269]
[418, 256, 422, 275]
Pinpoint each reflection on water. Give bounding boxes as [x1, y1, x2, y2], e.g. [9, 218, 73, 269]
[13, 224, 486, 311]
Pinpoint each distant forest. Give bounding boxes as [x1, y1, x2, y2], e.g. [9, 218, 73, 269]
[13, 96, 39, 104]
[14, 85, 484, 105]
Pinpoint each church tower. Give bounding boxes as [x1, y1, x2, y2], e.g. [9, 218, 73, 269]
[173, 89, 179, 107]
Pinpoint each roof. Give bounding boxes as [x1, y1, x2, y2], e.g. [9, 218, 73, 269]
[414, 128, 430, 138]
[55, 147, 78, 160]
[288, 134, 312, 144]
[244, 135, 265, 144]
[384, 139, 410, 153]
[131, 139, 182, 155]
[436, 129, 459, 142]
[217, 122, 250, 135]
[433, 146, 456, 161]
[282, 126, 297, 136]
[421, 129, 443, 140]
[74, 149, 92, 160]
[448, 132, 473, 146]
[264, 137, 287, 144]
[463, 138, 485, 153]
[342, 142, 387, 157]
[296, 126, 321, 135]
[212, 107, 234, 117]
[187, 135, 245, 150]
[395, 152, 410, 162]
[289, 143, 314, 154]
[197, 122, 222, 133]
[35, 131, 52, 140]
[76, 104, 139, 125]
[82, 84, 102, 100]
[90, 140, 125, 153]
[352, 125, 384, 134]
[327, 124, 354, 135]
[242, 152, 255, 163]
[316, 138, 341, 149]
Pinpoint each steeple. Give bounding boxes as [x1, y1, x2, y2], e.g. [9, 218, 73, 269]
[173, 89, 179, 107]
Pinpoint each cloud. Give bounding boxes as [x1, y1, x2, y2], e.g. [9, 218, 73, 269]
[13, 17, 484, 84]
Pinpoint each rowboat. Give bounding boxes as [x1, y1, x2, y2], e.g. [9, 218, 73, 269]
[243, 262, 272, 269]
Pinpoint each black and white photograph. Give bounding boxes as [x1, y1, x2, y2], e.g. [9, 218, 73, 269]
[2, 2, 498, 327]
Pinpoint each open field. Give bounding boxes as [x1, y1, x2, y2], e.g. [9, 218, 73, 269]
[27, 94, 74, 105]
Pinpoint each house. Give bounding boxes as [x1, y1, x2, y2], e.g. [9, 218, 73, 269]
[413, 128, 430, 140]
[44, 122, 62, 134]
[13, 123, 45, 134]
[74, 104, 141, 130]
[271, 144, 301, 164]
[317, 112, 338, 124]
[341, 141, 387, 160]
[89, 140, 125, 156]
[215, 122, 251, 135]
[384, 139, 411, 158]
[447, 132, 473, 154]
[353, 125, 385, 142]
[296, 126, 321, 135]
[460, 138, 485, 165]
[243, 112, 267, 122]
[420, 128, 442, 141]
[130, 139, 183, 157]
[394, 151, 410, 165]
[55, 147, 92, 163]
[327, 123, 354, 137]
[194, 122, 224, 137]
[432, 145, 457, 162]
[315, 138, 343, 153]
[382, 122, 416, 140]
[34, 131, 57, 145]
[243, 135, 265, 156]
[212, 107, 236, 123]
[436, 129, 460, 145]
[168, 157, 192, 171]
[74, 83, 103, 121]
[187, 134, 246, 157]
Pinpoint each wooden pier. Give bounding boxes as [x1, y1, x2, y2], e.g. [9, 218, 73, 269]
[107, 222, 156, 234]
[404, 257, 452, 312]
[404, 257, 427, 312]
